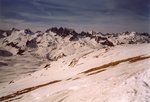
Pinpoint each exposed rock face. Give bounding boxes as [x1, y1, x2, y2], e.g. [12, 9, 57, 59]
[0, 62, 8, 67]
[0, 30, 6, 38]
[24, 29, 34, 35]
[0, 27, 149, 61]
[6, 42, 20, 49]
[17, 49, 25, 55]
[100, 40, 114, 46]
[26, 38, 38, 48]
[0, 50, 13, 57]
[11, 28, 20, 32]
[46, 27, 78, 38]
[0, 30, 11, 38]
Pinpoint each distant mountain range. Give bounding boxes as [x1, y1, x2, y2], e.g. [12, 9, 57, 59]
[0, 27, 150, 61]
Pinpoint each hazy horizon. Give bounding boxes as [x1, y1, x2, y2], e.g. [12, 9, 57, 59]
[0, 0, 150, 33]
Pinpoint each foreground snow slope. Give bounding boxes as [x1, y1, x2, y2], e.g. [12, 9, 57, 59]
[0, 44, 150, 102]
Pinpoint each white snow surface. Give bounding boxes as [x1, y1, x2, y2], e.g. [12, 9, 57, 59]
[0, 44, 150, 102]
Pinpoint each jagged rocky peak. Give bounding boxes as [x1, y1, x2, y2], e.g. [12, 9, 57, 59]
[46, 27, 78, 39]
[35, 31, 42, 33]
[34, 31, 44, 37]
[135, 31, 149, 37]
[45, 27, 105, 41]
[11, 28, 20, 32]
[88, 30, 102, 36]
[0, 30, 7, 38]
[124, 31, 130, 35]
[0, 28, 20, 38]
[24, 29, 34, 34]
[103, 31, 150, 38]
[0, 29, 12, 38]
[45, 27, 78, 37]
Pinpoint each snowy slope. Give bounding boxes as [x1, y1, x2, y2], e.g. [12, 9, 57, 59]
[0, 28, 150, 102]
[0, 44, 150, 102]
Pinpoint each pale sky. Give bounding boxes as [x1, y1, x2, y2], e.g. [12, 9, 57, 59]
[0, 0, 150, 33]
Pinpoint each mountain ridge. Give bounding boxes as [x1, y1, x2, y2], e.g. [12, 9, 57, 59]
[0, 27, 150, 61]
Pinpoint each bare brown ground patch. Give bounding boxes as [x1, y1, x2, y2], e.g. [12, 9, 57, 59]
[66, 77, 80, 81]
[81, 51, 94, 58]
[57, 96, 68, 102]
[66, 78, 72, 81]
[80, 55, 150, 76]
[0, 80, 61, 101]
[68, 58, 79, 67]
[72, 77, 81, 80]
[129, 56, 150, 63]
[87, 69, 106, 76]
[67, 55, 150, 80]
[4, 96, 22, 102]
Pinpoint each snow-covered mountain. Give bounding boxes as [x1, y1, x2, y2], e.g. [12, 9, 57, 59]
[0, 27, 149, 60]
[0, 27, 150, 102]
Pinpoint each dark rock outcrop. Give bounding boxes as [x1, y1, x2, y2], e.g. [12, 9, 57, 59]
[12, 28, 20, 32]
[0, 30, 11, 38]
[0, 50, 13, 57]
[26, 38, 38, 48]
[6, 42, 20, 49]
[17, 49, 25, 55]
[0, 62, 8, 67]
[24, 29, 33, 34]
[101, 40, 114, 46]
[46, 27, 78, 38]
